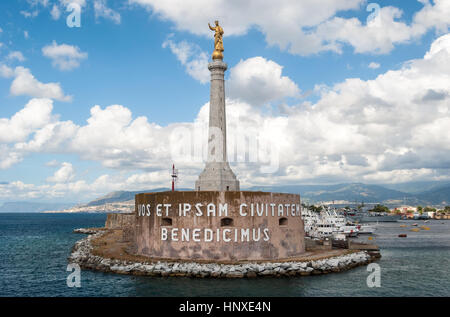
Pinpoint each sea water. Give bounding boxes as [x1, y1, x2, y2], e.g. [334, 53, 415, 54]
[0, 213, 448, 297]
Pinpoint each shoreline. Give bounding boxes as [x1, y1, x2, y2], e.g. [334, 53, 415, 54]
[68, 229, 381, 278]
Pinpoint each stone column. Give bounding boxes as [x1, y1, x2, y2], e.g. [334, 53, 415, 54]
[195, 60, 240, 191]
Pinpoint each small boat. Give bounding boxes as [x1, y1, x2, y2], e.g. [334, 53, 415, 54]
[337, 225, 359, 237]
[412, 223, 418, 226]
[398, 234, 407, 238]
[346, 229, 358, 237]
[410, 228, 420, 232]
[400, 224, 407, 228]
[420, 226, 430, 230]
[424, 220, 429, 223]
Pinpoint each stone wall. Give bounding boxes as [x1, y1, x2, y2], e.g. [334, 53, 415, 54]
[305, 237, 332, 251]
[69, 231, 378, 278]
[134, 191, 305, 262]
[105, 213, 135, 229]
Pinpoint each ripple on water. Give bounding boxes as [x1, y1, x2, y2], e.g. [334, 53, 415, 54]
[0, 214, 449, 296]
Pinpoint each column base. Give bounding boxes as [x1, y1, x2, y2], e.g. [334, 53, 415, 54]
[195, 162, 240, 191]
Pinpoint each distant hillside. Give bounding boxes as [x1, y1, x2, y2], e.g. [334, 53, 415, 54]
[83, 183, 450, 207]
[5, 182, 449, 213]
[0, 202, 75, 212]
[248, 183, 417, 204]
[416, 184, 450, 205]
[381, 181, 450, 194]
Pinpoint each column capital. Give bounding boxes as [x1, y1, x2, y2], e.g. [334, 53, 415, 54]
[208, 60, 227, 71]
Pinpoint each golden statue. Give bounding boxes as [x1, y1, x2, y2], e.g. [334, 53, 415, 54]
[208, 20, 224, 60]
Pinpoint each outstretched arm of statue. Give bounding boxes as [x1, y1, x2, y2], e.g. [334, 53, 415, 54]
[208, 23, 215, 31]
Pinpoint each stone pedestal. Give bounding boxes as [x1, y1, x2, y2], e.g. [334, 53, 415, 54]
[195, 60, 240, 191]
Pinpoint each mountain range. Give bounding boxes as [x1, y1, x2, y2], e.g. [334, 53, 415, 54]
[249, 183, 414, 204]
[1, 182, 449, 212]
[85, 182, 450, 207]
[250, 183, 450, 206]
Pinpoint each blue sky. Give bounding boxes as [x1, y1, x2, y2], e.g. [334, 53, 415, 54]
[1, 0, 450, 203]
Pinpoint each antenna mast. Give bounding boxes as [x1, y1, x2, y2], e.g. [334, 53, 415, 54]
[171, 164, 178, 191]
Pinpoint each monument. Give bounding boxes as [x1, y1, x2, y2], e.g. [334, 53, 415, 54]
[132, 21, 305, 261]
[195, 20, 240, 192]
[69, 21, 380, 277]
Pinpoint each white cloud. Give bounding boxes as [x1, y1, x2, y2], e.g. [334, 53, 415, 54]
[2, 34, 450, 200]
[60, 33, 450, 182]
[21, 0, 68, 20]
[129, 0, 362, 37]
[46, 159, 59, 167]
[425, 33, 450, 59]
[50, 5, 61, 20]
[59, 0, 86, 7]
[0, 174, 124, 201]
[24, 31, 29, 39]
[20, 10, 39, 18]
[10, 67, 71, 101]
[27, 0, 50, 7]
[0, 98, 56, 168]
[46, 162, 75, 183]
[42, 41, 87, 71]
[0, 64, 14, 78]
[69, 104, 168, 169]
[125, 171, 170, 186]
[414, 0, 450, 33]
[14, 120, 78, 153]
[23, 1, 86, 21]
[130, 0, 450, 56]
[162, 41, 300, 96]
[0, 98, 54, 143]
[0, 145, 23, 170]
[162, 37, 209, 83]
[228, 57, 300, 105]
[7, 51, 26, 62]
[94, 0, 121, 24]
[368, 62, 380, 69]
[310, 6, 424, 55]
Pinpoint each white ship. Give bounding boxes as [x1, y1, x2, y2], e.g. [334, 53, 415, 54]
[301, 206, 364, 239]
[321, 207, 361, 237]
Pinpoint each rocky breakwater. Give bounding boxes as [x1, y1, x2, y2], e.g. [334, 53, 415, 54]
[68, 231, 380, 278]
[73, 228, 106, 234]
